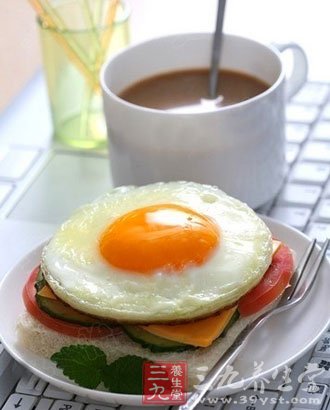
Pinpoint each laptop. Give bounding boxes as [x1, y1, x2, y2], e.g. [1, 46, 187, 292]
[1, 69, 330, 410]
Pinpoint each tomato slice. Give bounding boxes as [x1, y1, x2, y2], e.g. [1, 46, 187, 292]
[22, 268, 119, 338]
[238, 244, 294, 316]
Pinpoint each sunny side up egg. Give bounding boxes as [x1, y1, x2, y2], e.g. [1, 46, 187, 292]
[41, 182, 273, 324]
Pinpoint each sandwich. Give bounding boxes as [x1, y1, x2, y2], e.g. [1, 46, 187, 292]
[17, 181, 294, 391]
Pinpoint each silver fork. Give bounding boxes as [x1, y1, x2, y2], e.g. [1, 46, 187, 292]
[179, 238, 329, 410]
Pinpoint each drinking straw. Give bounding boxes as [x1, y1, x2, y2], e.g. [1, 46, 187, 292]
[28, 0, 100, 90]
[95, 0, 119, 69]
[101, 0, 119, 50]
[41, 0, 93, 70]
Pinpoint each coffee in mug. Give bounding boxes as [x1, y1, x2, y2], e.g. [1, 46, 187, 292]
[119, 69, 270, 111]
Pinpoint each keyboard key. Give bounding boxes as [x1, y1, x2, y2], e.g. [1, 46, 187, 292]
[16, 372, 47, 396]
[43, 384, 74, 400]
[0, 353, 21, 408]
[225, 390, 278, 409]
[2, 394, 37, 410]
[311, 120, 330, 141]
[277, 184, 321, 207]
[292, 83, 329, 105]
[0, 183, 13, 205]
[290, 162, 330, 184]
[286, 104, 319, 123]
[194, 401, 223, 410]
[322, 180, 330, 198]
[322, 103, 330, 120]
[35, 399, 54, 410]
[306, 222, 330, 243]
[313, 199, 330, 222]
[291, 408, 312, 410]
[121, 407, 169, 410]
[286, 123, 309, 144]
[256, 200, 274, 215]
[85, 405, 119, 410]
[50, 400, 84, 410]
[270, 206, 311, 230]
[75, 396, 118, 407]
[286, 143, 300, 165]
[0, 349, 12, 377]
[295, 383, 327, 409]
[301, 141, 330, 162]
[303, 357, 330, 384]
[314, 333, 330, 358]
[0, 148, 39, 180]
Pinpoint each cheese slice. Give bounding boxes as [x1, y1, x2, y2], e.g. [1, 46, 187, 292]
[272, 239, 282, 256]
[141, 306, 237, 347]
[37, 284, 58, 300]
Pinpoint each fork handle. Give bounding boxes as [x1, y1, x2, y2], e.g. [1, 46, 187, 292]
[179, 315, 267, 410]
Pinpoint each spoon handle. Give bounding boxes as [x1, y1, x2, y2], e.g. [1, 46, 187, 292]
[209, 0, 227, 99]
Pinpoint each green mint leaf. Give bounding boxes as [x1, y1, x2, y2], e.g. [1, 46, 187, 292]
[51, 344, 107, 389]
[102, 355, 147, 394]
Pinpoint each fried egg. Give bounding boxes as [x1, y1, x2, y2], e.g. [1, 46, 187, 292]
[41, 182, 273, 323]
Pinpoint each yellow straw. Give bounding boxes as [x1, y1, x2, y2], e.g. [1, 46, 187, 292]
[28, 0, 98, 90]
[94, 0, 119, 72]
[101, 0, 119, 50]
[29, 0, 52, 26]
[42, 0, 94, 72]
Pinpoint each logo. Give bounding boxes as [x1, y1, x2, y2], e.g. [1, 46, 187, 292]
[143, 361, 188, 405]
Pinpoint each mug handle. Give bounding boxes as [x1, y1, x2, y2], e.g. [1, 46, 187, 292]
[273, 42, 308, 100]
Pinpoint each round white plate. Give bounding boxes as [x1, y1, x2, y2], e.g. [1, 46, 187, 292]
[0, 216, 329, 405]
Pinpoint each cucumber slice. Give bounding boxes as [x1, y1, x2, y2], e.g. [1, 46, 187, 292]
[220, 310, 240, 337]
[35, 268, 46, 292]
[35, 273, 112, 327]
[35, 292, 108, 326]
[123, 325, 194, 353]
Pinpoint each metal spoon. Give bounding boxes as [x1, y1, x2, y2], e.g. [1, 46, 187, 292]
[208, 0, 227, 103]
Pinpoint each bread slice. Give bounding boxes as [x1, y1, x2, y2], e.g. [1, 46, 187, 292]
[16, 311, 255, 389]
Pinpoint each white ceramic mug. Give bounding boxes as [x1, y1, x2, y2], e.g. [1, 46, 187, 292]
[101, 33, 308, 208]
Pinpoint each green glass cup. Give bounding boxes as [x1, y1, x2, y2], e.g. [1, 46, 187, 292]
[39, 1, 130, 149]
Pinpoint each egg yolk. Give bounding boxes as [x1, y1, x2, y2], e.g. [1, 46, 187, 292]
[99, 204, 220, 274]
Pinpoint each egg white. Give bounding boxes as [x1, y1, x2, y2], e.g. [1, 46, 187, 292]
[41, 182, 273, 323]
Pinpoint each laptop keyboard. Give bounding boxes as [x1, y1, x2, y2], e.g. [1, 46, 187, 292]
[267, 82, 330, 250]
[1, 81, 330, 409]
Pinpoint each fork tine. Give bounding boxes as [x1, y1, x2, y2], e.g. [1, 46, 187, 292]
[288, 239, 329, 301]
[284, 239, 317, 301]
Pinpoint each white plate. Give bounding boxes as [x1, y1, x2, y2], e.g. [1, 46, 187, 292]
[0, 216, 329, 406]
